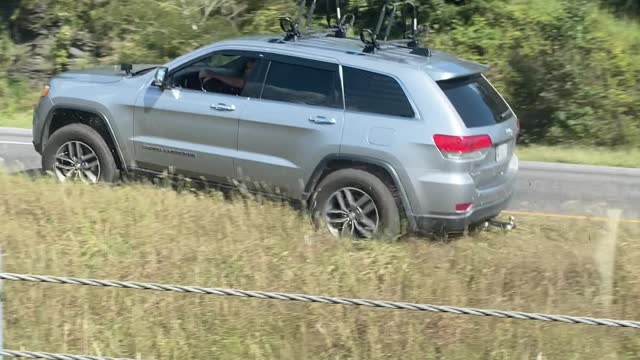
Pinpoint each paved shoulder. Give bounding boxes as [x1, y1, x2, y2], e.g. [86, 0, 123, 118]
[521, 161, 640, 177]
[0, 127, 40, 170]
[513, 161, 640, 219]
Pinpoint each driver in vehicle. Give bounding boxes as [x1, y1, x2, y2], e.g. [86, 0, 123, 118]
[198, 58, 256, 94]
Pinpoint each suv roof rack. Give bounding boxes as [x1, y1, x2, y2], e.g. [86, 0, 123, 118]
[325, 0, 356, 38]
[280, 0, 356, 41]
[360, 1, 431, 56]
[278, 0, 311, 42]
[277, 0, 431, 56]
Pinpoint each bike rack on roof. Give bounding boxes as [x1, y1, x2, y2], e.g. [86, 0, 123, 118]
[277, 0, 431, 57]
[280, 0, 356, 41]
[325, 0, 356, 38]
[360, 1, 431, 56]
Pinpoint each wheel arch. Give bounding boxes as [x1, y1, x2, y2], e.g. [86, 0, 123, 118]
[42, 105, 127, 172]
[304, 154, 416, 230]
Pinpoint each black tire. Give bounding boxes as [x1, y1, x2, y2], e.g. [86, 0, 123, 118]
[42, 123, 118, 183]
[311, 168, 401, 239]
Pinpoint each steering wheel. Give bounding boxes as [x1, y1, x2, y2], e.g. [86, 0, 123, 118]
[201, 76, 240, 95]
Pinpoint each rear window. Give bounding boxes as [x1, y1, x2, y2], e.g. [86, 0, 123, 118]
[438, 75, 512, 128]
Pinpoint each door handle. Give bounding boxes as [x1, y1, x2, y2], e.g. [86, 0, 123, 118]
[309, 116, 336, 125]
[211, 103, 236, 111]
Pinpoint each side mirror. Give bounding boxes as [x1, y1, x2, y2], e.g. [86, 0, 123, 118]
[152, 67, 169, 89]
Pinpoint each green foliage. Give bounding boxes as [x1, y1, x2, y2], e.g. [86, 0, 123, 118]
[241, 0, 297, 35]
[603, 0, 640, 18]
[428, 0, 640, 146]
[91, 0, 244, 63]
[51, 24, 71, 71]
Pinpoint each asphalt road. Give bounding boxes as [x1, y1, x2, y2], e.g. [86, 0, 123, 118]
[1, 127, 639, 220]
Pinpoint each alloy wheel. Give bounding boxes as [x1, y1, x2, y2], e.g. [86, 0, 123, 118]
[54, 141, 101, 183]
[324, 187, 380, 238]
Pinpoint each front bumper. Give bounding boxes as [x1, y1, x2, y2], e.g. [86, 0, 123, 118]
[32, 95, 54, 155]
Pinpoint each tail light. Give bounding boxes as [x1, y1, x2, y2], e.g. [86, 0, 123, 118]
[455, 203, 473, 213]
[433, 134, 492, 161]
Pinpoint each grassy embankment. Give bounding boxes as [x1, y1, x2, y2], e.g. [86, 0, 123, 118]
[0, 172, 639, 359]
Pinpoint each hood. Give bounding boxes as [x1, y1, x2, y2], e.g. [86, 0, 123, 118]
[55, 64, 159, 84]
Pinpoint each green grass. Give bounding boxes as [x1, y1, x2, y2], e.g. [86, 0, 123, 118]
[0, 172, 639, 359]
[516, 145, 640, 168]
[0, 110, 32, 128]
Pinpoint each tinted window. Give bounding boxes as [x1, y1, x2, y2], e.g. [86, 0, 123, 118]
[438, 75, 511, 128]
[343, 67, 415, 118]
[261, 61, 341, 108]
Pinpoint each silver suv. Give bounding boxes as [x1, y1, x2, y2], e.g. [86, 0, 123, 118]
[31, 6, 518, 238]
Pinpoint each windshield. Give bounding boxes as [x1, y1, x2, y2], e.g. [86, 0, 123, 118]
[438, 75, 512, 128]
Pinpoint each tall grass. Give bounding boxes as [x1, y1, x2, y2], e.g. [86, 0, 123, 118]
[0, 172, 639, 359]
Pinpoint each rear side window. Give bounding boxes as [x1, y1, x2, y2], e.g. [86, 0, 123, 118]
[343, 67, 415, 118]
[438, 75, 512, 128]
[262, 61, 341, 108]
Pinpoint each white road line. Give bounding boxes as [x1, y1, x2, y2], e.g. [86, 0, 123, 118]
[0, 141, 32, 146]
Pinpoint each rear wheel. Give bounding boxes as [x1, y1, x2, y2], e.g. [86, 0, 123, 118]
[312, 169, 401, 239]
[42, 123, 118, 183]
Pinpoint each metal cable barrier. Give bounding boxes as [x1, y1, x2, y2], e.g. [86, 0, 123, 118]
[0, 349, 133, 360]
[1, 272, 639, 329]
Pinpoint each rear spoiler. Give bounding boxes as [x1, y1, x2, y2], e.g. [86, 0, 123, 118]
[423, 51, 489, 82]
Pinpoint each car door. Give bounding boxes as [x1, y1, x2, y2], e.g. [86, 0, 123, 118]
[235, 54, 345, 198]
[132, 50, 266, 184]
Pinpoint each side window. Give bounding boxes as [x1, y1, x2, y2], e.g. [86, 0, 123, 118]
[343, 67, 415, 118]
[170, 52, 263, 97]
[261, 60, 342, 109]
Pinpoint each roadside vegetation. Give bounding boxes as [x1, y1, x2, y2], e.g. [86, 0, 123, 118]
[0, 77, 36, 128]
[1, 171, 639, 359]
[516, 146, 640, 168]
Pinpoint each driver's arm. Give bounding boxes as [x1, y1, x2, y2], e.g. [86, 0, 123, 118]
[199, 70, 245, 89]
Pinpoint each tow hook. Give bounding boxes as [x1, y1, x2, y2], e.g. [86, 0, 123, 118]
[481, 215, 516, 231]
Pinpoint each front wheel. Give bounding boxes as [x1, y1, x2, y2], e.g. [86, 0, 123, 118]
[311, 169, 401, 239]
[42, 123, 118, 183]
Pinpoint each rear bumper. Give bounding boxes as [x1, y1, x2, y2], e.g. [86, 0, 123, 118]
[407, 155, 518, 234]
[411, 193, 513, 234]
